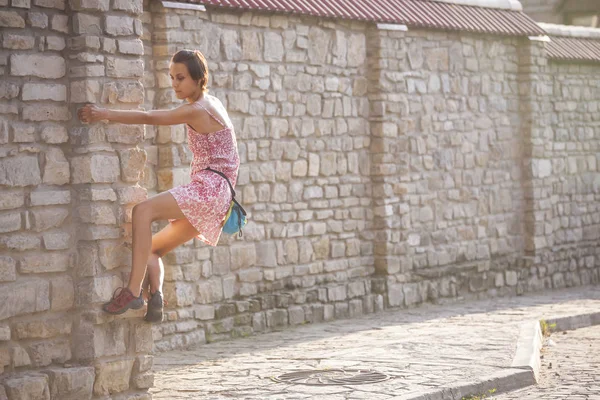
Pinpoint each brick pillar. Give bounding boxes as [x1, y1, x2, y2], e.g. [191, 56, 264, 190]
[67, 0, 153, 398]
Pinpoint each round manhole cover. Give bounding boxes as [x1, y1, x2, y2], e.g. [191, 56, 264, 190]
[272, 368, 392, 386]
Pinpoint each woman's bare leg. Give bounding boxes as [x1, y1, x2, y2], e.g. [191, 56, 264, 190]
[127, 192, 189, 296]
[145, 218, 199, 294]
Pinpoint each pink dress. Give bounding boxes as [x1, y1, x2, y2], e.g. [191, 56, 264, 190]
[168, 101, 240, 246]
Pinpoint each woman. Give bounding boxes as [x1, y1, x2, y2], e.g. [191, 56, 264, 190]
[78, 49, 240, 322]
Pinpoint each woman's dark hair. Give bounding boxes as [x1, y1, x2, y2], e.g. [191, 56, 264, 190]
[171, 49, 209, 93]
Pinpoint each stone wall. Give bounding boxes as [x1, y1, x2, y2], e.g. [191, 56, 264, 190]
[145, 4, 378, 352]
[367, 28, 529, 304]
[523, 45, 600, 291]
[0, 0, 153, 398]
[142, 5, 600, 354]
[1, 1, 600, 398]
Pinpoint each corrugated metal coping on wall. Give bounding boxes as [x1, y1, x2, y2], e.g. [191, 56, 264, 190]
[171, 0, 547, 37]
[546, 36, 600, 63]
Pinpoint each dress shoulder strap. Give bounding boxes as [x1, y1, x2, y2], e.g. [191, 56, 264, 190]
[193, 102, 227, 128]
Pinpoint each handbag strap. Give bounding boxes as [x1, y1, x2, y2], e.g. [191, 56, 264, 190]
[204, 167, 236, 198]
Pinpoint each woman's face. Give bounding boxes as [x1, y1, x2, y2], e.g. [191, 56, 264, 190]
[169, 62, 199, 100]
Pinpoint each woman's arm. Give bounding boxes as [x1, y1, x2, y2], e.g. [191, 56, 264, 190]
[78, 104, 195, 126]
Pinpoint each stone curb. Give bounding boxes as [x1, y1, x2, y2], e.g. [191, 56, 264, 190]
[397, 312, 600, 400]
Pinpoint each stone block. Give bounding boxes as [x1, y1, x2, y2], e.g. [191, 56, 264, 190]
[43, 148, 69, 185]
[10, 54, 65, 78]
[2, 34, 34, 50]
[104, 15, 134, 36]
[328, 285, 347, 302]
[0, 192, 24, 210]
[0, 156, 41, 186]
[102, 82, 144, 104]
[3, 374, 50, 400]
[0, 256, 16, 282]
[34, 0, 65, 8]
[50, 276, 74, 311]
[22, 83, 66, 102]
[20, 252, 69, 273]
[119, 148, 146, 182]
[14, 318, 71, 339]
[27, 12, 48, 28]
[133, 355, 152, 374]
[71, 154, 120, 184]
[388, 284, 404, 307]
[116, 186, 146, 204]
[134, 323, 152, 353]
[266, 309, 287, 328]
[106, 57, 144, 78]
[78, 204, 116, 225]
[132, 372, 153, 389]
[30, 189, 70, 206]
[264, 32, 283, 62]
[11, 123, 34, 143]
[117, 39, 143, 55]
[70, 80, 100, 103]
[93, 359, 133, 396]
[105, 124, 144, 144]
[0, 234, 41, 252]
[46, 35, 65, 50]
[0, 325, 10, 341]
[73, 13, 101, 34]
[92, 322, 127, 357]
[44, 367, 94, 400]
[23, 105, 70, 121]
[27, 338, 71, 367]
[41, 125, 68, 144]
[0, 82, 19, 100]
[69, 0, 109, 11]
[29, 208, 68, 232]
[0, 11, 25, 28]
[288, 306, 304, 325]
[230, 244, 257, 270]
[43, 231, 70, 250]
[0, 213, 21, 234]
[113, 0, 142, 13]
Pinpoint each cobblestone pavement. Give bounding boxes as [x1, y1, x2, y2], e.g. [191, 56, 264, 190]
[152, 286, 600, 399]
[492, 324, 600, 400]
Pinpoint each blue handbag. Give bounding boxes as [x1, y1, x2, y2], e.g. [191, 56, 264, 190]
[205, 168, 247, 237]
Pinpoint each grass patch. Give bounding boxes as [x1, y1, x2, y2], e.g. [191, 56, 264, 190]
[461, 388, 497, 400]
[540, 319, 557, 337]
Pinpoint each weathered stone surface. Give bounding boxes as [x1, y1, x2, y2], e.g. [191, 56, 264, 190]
[29, 208, 69, 232]
[93, 359, 133, 396]
[106, 57, 144, 78]
[0, 11, 26, 28]
[41, 125, 68, 144]
[0, 156, 41, 186]
[20, 252, 70, 273]
[43, 147, 69, 185]
[71, 154, 120, 183]
[105, 15, 134, 36]
[50, 276, 74, 311]
[0, 256, 16, 282]
[30, 190, 70, 206]
[119, 148, 146, 182]
[10, 54, 65, 78]
[44, 367, 94, 400]
[22, 83, 67, 102]
[23, 104, 70, 121]
[27, 338, 71, 367]
[3, 374, 50, 400]
[0, 213, 21, 234]
[14, 318, 71, 339]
